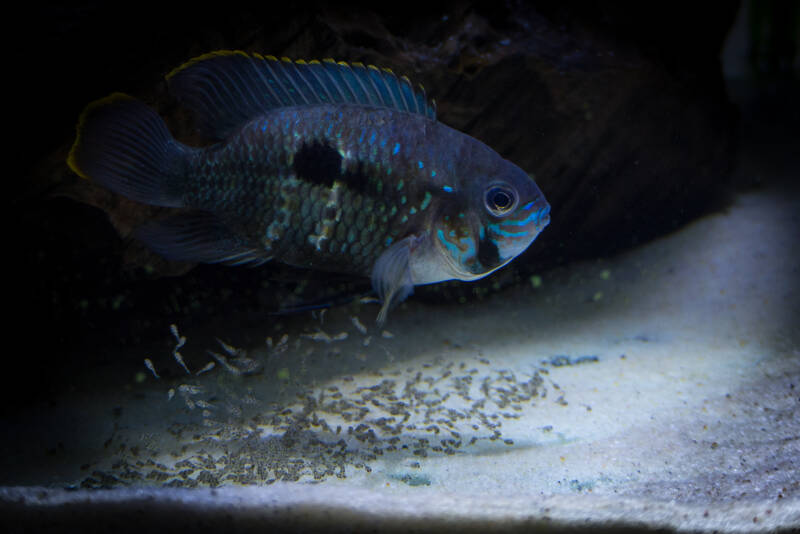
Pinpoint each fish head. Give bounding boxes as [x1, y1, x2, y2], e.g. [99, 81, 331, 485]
[428, 155, 550, 282]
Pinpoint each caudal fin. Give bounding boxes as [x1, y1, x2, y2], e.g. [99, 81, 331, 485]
[67, 93, 187, 208]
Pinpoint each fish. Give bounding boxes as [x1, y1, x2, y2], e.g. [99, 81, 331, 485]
[68, 50, 551, 324]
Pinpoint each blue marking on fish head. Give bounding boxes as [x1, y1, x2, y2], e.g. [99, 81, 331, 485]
[434, 224, 478, 279]
[426, 199, 487, 282]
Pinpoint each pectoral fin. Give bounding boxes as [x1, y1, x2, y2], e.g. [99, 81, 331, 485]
[371, 235, 423, 325]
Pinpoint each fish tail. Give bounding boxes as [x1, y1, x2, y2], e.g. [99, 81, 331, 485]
[67, 93, 187, 207]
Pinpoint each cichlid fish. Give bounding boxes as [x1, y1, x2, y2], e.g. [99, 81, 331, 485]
[68, 51, 550, 323]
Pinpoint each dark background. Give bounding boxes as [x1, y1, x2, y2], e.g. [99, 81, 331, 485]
[8, 1, 798, 413]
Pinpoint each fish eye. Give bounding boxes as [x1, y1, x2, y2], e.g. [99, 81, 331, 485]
[485, 185, 517, 216]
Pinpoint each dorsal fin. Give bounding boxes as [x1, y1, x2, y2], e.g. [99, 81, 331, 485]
[166, 50, 437, 140]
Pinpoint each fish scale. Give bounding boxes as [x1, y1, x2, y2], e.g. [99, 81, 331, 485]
[67, 51, 550, 323]
[184, 105, 438, 274]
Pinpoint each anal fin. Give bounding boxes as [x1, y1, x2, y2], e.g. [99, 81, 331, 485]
[135, 211, 271, 266]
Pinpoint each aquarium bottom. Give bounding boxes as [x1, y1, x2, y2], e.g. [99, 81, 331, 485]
[2, 181, 799, 533]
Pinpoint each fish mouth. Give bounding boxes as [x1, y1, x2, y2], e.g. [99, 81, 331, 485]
[539, 204, 551, 228]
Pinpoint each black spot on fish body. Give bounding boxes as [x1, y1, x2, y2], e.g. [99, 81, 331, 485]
[293, 140, 382, 199]
[341, 159, 381, 199]
[293, 140, 341, 188]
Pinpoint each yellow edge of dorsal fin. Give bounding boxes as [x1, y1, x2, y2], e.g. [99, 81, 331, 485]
[165, 50, 249, 81]
[67, 92, 136, 180]
[160, 50, 437, 123]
